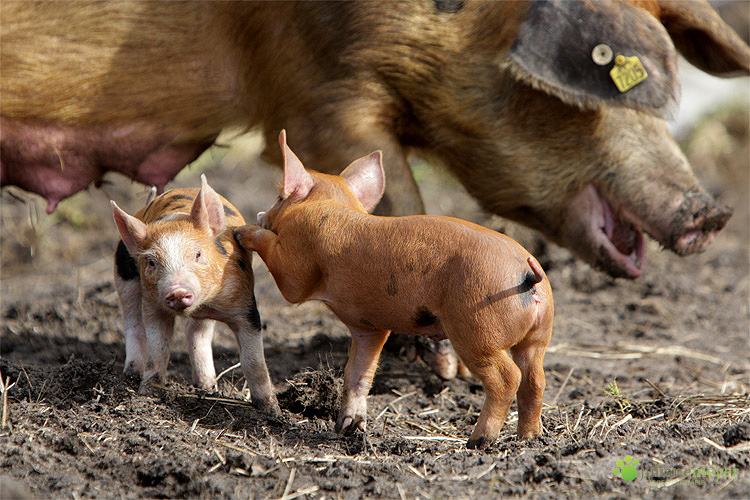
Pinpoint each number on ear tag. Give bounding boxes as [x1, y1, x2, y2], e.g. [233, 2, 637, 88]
[610, 55, 648, 92]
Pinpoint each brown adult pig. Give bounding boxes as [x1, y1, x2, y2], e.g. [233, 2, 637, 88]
[235, 132, 555, 448]
[1, 0, 748, 280]
[111, 175, 280, 416]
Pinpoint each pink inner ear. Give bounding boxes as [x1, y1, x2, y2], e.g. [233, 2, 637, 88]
[111, 201, 147, 252]
[279, 130, 314, 200]
[341, 151, 385, 213]
[200, 174, 226, 234]
[191, 175, 226, 235]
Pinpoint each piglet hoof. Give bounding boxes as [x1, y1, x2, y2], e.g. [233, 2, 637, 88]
[335, 414, 367, 436]
[456, 360, 473, 379]
[137, 373, 165, 395]
[254, 395, 283, 418]
[517, 426, 542, 440]
[137, 379, 155, 396]
[123, 363, 143, 381]
[194, 378, 217, 392]
[422, 339, 460, 380]
[123, 370, 141, 391]
[466, 435, 494, 450]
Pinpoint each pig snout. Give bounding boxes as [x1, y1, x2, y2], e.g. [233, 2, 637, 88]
[164, 287, 195, 310]
[668, 191, 732, 256]
[562, 184, 732, 279]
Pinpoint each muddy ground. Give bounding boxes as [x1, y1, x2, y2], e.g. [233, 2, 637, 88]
[1, 102, 749, 499]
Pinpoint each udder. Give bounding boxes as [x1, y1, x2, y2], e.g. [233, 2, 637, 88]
[0, 118, 214, 212]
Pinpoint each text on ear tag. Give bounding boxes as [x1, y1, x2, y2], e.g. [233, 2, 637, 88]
[609, 55, 648, 92]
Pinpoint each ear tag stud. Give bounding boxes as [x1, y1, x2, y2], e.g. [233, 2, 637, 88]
[609, 54, 648, 92]
[592, 44, 613, 66]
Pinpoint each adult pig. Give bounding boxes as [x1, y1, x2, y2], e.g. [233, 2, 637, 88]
[1, 0, 748, 280]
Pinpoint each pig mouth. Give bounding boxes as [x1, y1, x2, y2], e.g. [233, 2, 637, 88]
[575, 184, 646, 279]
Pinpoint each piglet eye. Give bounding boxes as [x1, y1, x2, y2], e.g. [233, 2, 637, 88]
[147, 259, 155, 268]
[195, 251, 201, 261]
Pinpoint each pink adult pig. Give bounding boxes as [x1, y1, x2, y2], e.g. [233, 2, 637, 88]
[111, 175, 280, 416]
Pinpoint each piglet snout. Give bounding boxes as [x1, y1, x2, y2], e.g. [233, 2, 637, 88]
[165, 288, 194, 310]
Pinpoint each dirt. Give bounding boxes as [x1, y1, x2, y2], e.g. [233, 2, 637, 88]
[1, 105, 749, 500]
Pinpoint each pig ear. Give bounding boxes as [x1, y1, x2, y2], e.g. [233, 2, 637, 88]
[340, 151, 385, 213]
[191, 174, 226, 235]
[509, 0, 679, 118]
[111, 201, 148, 253]
[658, 0, 750, 77]
[279, 130, 314, 200]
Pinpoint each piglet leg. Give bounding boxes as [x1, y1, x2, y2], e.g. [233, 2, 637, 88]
[234, 326, 281, 417]
[336, 327, 391, 435]
[510, 341, 547, 439]
[186, 319, 217, 391]
[139, 301, 175, 394]
[115, 273, 147, 377]
[455, 346, 521, 449]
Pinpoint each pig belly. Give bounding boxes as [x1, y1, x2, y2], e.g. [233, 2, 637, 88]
[402, 325, 447, 342]
[0, 119, 213, 213]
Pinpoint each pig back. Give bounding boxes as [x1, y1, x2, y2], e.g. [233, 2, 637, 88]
[136, 188, 245, 228]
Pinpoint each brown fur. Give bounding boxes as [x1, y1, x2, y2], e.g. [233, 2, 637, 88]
[2, 1, 748, 279]
[235, 133, 554, 447]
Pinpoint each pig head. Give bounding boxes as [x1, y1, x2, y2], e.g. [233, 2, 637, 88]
[1, 0, 748, 279]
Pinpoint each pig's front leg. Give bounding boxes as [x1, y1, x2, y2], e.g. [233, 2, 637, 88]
[139, 300, 175, 394]
[231, 316, 281, 417]
[336, 327, 391, 435]
[235, 225, 280, 274]
[235, 225, 312, 304]
[114, 243, 147, 377]
[186, 319, 217, 391]
[233, 224, 265, 252]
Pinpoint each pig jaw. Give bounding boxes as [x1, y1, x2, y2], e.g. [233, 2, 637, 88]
[562, 184, 732, 279]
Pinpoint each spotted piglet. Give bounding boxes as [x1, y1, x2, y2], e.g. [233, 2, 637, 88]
[235, 131, 554, 448]
[111, 175, 280, 416]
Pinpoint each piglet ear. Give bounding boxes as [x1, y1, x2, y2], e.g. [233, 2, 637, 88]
[191, 174, 226, 235]
[341, 151, 385, 213]
[111, 201, 148, 253]
[279, 130, 314, 200]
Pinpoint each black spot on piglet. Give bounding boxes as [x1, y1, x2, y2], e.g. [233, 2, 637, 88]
[214, 238, 228, 256]
[247, 298, 262, 331]
[115, 240, 139, 281]
[433, 0, 464, 13]
[413, 307, 437, 328]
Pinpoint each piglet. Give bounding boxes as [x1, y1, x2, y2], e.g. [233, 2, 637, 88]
[111, 175, 280, 416]
[235, 132, 554, 448]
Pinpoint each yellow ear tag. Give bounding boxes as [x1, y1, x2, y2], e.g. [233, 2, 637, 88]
[610, 54, 648, 92]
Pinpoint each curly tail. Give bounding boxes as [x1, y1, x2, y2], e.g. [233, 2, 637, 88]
[527, 257, 544, 285]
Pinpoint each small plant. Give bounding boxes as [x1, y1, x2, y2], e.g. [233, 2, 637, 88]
[605, 379, 632, 412]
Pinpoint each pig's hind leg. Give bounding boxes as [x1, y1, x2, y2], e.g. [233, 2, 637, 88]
[452, 343, 522, 449]
[186, 319, 217, 391]
[510, 318, 553, 439]
[114, 242, 147, 378]
[510, 340, 547, 439]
